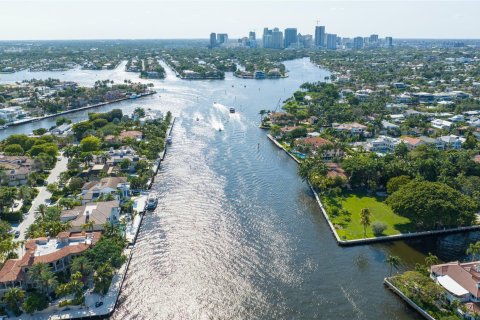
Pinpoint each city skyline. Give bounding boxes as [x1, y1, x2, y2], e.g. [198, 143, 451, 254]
[0, 1, 479, 40]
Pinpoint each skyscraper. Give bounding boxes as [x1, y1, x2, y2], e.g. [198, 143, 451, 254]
[263, 27, 283, 49]
[263, 28, 272, 48]
[326, 34, 337, 50]
[315, 25, 326, 47]
[209, 32, 217, 49]
[272, 28, 283, 49]
[217, 33, 228, 45]
[369, 34, 379, 45]
[385, 36, 393, 47]
[353, 37, 364, 50]
[284, 28, 298, 48]
[249, 31, 256, 41]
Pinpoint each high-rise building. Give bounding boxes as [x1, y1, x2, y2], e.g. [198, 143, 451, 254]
[315, 25, 326, 47]
[326, 34, 337, 50]
[385, 36, 393, 47]
[249, 31, 256, 41]
[272, 28, 283, 49]
[263, 27, 283, 49]
[369, 34, 379, 45]
[298, 34, 313, 49]
[209, 32, 217, 49]
[284, 28, 298, 48]
[217, 33, 228, 45]
[353, 36, 364, 50]
[263, 28, 273, 48]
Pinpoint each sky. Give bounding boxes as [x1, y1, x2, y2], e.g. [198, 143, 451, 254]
[0, 0, 479, 40]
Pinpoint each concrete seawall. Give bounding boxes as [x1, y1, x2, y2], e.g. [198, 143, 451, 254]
[266, 133, 480, 246]
[384, 278, 436, 320]
[9, 91, 155, 127]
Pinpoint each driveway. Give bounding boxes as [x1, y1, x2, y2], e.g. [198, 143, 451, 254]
[13, 154, 68, 253]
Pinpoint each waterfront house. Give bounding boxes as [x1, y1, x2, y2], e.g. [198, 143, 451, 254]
[79, 177, 130, 204]
[430, 261, 480, 317]
[119, 130, 143, 141]
[50, 123, 71, 135]
[269, 112, 295, 126]
[60, 200, 121, 232]
[332, 122, 368, 136]
[0, 231, 101, 296]
[293, 137, 344, 160]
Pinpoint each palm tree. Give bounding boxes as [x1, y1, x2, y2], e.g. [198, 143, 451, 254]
[467, 241, 480, 261]
[360, 208, 371, 238]
[103, 222, 117, 238]
[28, 263, 58, 296]
[94, 263, 114, 295]
[424, 253, 439, 268]
[71, 256, 93, 285]
[82, 220, 95, 233]
[3, 287, 25, 316]
[36, 204, 47, 219]
[386, 255, 401, 277]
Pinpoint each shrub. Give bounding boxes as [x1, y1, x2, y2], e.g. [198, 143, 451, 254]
[22, 292, 48, 315]
[371, 221, 388, 236]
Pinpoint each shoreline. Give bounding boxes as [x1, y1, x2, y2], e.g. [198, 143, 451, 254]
[7, 91, 156, 127]
[383, 278, 436, 320]
[266, 133, 480, 246]
[17, 116, 176, 320]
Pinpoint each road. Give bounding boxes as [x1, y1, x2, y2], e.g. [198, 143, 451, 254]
[13, 154, 68, 250]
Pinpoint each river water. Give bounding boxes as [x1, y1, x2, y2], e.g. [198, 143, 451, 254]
[1, 58, 479, 319]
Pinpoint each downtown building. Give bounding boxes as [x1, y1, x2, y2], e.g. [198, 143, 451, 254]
[263, 27, 283, 49]
[326, 33, 337, 50]
[315, 25, 326, 48]
[284, 28, 298, 48]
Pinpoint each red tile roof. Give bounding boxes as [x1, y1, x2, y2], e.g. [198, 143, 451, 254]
[294, 137, 332, 148]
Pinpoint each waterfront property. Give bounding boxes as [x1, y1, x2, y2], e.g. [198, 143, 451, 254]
[323, 192, 412, 240]
[60, 200, 121, 232]
[430, 261, 480, 319]
[0, 231, 101, 296]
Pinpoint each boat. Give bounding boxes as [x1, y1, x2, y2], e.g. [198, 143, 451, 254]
[129, 93, 138, 99]
[229, 107, 235, 113]
[196, 117, 199, 121]
[166, 136, 172, 144]
[146, 197, 158, 210]
[218, 128, 222, 132]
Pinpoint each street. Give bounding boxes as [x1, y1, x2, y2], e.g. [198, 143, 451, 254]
[13, 154, 68, 249]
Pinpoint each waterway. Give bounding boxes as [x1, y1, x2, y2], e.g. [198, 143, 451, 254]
[1, 58, 479, 319]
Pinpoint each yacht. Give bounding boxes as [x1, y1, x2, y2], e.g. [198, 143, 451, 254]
[146, 197, 158, 210]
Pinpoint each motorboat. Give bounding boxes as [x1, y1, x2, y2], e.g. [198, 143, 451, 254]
[166, 136, 172, 144]
[196, 117, 199, 121]
[146, 197, 158, 210]
[229, 107, 235, 113]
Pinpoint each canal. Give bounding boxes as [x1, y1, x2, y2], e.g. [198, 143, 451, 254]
[2, 58, 479, 319]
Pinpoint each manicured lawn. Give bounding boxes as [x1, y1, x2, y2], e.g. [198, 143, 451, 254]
[323, 191, 414, 240]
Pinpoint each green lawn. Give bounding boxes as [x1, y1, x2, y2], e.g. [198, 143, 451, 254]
[323, 191, 414, 240]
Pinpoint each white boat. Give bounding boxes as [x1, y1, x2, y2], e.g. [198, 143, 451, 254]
[146, 197, 158, 210]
